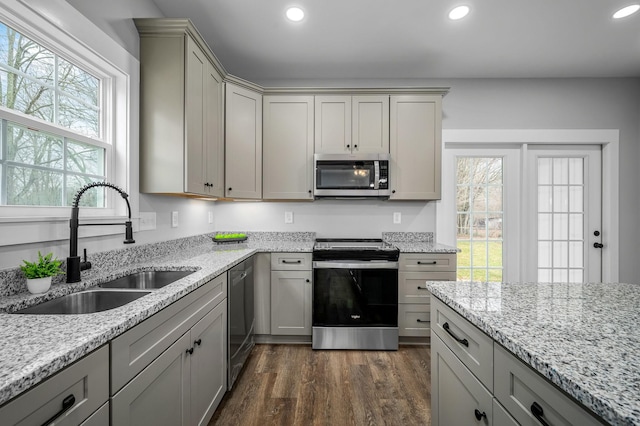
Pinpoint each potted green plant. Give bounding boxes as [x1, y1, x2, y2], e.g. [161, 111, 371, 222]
[20, 251, 63, 294]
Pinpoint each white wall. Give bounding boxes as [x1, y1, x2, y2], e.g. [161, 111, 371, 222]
[214, 200, 435, 238]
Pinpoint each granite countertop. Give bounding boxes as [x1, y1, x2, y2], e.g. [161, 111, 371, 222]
[426, 281, 640, 426]
[0, 233, 314, 406]
[390, 242, 459, 253]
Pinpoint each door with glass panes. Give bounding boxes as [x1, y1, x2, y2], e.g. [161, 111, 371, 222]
[449, 145, 602, 284]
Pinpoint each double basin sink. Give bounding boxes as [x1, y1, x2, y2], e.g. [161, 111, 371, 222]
[14, 270, 195, 315]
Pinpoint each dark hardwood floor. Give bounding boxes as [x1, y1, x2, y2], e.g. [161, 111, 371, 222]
[209, 344, 431, 426]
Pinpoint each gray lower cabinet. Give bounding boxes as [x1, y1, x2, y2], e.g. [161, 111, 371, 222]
[111, 273, 228, 426]
[253, 253, 272, 335]
[80, 402, 109, 426]
[112, 301, 227, 426]
[270, 253, 312, 336]
[431, 333, 493, 425]
[398, 253, 456, 338]
[0, 345, 108, 426]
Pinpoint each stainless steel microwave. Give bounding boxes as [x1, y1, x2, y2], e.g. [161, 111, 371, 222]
[314, 153, 390, 198]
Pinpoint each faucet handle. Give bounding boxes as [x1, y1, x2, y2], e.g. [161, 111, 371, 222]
[80, 248, 92, 271]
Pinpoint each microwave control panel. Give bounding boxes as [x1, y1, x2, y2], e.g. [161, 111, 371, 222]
[379, 162, 389, 189]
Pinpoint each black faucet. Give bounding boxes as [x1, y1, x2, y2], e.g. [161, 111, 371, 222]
[67, 182, 135, 283]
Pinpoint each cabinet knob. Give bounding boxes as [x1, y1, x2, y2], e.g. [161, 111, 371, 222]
[306, 279, 310, 283]
[392, 190, 396, 194]
[228, 187, 232, 191]
[354, 144, 358, 149]
[186, 347, 194, 355]
[194, 339, 202, 346]
[346, 144, 350, 149]
[308, 190, 312, 194]
[593, 242, 604, 249]
[474, 409, 487, 421]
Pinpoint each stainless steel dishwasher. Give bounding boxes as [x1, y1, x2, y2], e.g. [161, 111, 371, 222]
[227, 256, 255, 390]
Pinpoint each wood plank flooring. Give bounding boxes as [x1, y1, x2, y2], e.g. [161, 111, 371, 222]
[209, 344, 431, 426]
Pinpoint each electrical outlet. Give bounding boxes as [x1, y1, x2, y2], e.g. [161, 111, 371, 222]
[171, 211, 179, 228]
[284, 211, 294, 224]
[208, 211, 213, 224]
[139, 212, 156, 231]
[393, 212, 402, 224]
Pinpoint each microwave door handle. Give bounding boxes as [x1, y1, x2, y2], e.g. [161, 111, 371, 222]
[374, 161, 380, 190]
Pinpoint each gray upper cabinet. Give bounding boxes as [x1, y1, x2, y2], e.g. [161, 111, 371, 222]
[389, 95, 442, 200]
[135, 19, 224, 198]
[263, 95, 314, 200]
[315, 95, 389, 154]
[225, 82, 263, 199]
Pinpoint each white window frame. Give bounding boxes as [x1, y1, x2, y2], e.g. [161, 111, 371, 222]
[0, 0, 138, 246]
[436, 129, 619, 283]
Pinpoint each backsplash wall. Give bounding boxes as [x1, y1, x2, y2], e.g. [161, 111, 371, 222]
[213, 199, 436, 238]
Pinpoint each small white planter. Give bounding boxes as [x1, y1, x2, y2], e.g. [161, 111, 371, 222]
[26, 276, 52, 294]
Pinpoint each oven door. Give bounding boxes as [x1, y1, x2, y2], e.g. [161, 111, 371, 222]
[312, 261, 398, 328]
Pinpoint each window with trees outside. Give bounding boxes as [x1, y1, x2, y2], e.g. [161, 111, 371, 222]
[456, 157, 504, 281]
[0, 20, 108, 208]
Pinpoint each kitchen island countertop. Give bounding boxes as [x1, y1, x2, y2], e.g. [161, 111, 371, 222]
[426, 280, 640, 426]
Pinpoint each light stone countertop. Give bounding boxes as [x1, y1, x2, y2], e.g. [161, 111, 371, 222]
[426, 280, 640, 426]
[0, 235, 316, 406]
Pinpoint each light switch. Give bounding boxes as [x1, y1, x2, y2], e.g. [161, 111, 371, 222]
[208, 211, 213, 224]
[139, 212, 156, 231]
[171, 211, 179, 228]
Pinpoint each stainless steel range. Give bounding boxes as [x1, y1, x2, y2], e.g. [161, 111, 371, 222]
[312, 238, 399, 350]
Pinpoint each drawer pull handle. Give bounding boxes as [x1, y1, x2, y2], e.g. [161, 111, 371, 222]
[282, 260, 302, 264]
[474, 409, 487, 421]
[416, 319, 428, 323]
[443, 322, 469, 347]
[42, 394, 75, 426]
[417, 261, 437, 265]
[416, 286, 429, 290]
[531, 402, 550, 426]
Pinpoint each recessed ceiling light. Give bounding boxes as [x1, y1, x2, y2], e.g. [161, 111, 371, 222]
[449, 5, 470, 20]
[286, 7, 305, 22]
[613, 4, 640, 19]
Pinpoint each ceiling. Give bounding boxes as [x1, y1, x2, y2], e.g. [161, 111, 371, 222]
[150, 0, 640, 83]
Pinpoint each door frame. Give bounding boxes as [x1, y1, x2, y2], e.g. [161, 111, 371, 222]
[436, 129, 619, 283]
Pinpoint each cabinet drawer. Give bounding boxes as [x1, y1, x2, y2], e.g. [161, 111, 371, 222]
[111, 272, 227, 394]
[398, 303, 430, 337]
[493, 399, 518, 426]
[80, 402, 109, 426]
[271, 253, 312, 270]
[431, 297, 493, 391]
[399, 253, 456, 272]
[431, 333, 493, 426]
[0, 345, 108, 426]
[494, 344, 603, 426]
[398, 271, 454, 303]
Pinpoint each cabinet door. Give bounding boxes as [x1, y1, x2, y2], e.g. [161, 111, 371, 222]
[225, 83, 262, 199]
[314, 96, 352, 153]
[390, 95, 442, 200]
[204, 60, 224, 198]
[431, 333, 493, 426]
[254, 253, 272, 335]
[190, 301, 227, 426]
[271, 270, 312, 335]
[263, 96, 314, 199]
[185, 36, 207, 196]
[352, 95, 389, 153]
[112, 333, 191, 426]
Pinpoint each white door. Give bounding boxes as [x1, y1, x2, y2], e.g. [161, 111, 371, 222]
[526, 146, 602, 283]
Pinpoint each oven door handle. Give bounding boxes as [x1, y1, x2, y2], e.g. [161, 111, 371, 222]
[313, 261, 399, 269]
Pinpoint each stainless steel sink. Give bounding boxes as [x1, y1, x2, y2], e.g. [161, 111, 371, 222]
[98, 270, 194, 290]
[13, 289, 151, 314]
